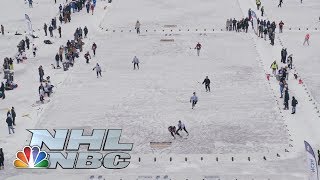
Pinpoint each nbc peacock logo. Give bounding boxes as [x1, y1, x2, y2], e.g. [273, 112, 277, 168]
[14, 146, 49, 169]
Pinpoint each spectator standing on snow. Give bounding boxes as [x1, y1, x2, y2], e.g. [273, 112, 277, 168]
[287, 55, 293, 69]
[11, 107, 16, 126]
[25, 37, 30, 49]
[291, 96, 298, 114]
[6, 113, 15, 134]
[44, 23, 48, 36]
[132, 56, 140, 70]
[93, 63, 102, 78]
[84, 26, 88, 38]
[176, 120, 189, 136]
[270, 61, 278, 75]
[38, 66, 44, 82]
[55, 53, 60, 68]
[303, 33, 310, 46]
[0, 148, 4, 170]
[135, 20, 141, 34]
[281, 48, 287, 63]
[0, 82, 5, 99]
[195, 42, 202, 56]
[284, 89, 290, 110]
[202, 76, 211, 92]
[58, 26, 62, 38]
[49, 25, 54, 37]
[92, 43, 97, 56]
[190, 92, 198, 109]
[1, 25, 4, 35]
[261, 6, 264, 16]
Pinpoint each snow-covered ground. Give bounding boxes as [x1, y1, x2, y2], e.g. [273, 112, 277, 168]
[1, 0, 320, 179]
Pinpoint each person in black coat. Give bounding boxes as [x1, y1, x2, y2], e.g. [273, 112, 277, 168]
[58, 26, 61, 38]
[38, 66, 44, 82]
[11, 107, 16, 126]
[55, 53, 60, 68]
[202, 76, 211, 92]
[284, 89, 290, 110]
[291, 96, 298, 114]
[44, 23, 48, 36]
[25, 37, 30, 50]
[0, 82, 5, 99]
[0, 148, 4, 169]
[6, 115, 15, 134]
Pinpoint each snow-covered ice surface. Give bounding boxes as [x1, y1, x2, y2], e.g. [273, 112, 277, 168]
[1, 0, 320, 179]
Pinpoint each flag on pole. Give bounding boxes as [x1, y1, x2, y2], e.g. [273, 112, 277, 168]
[25, 14, 33, 36]
[304, 141, 319, 180]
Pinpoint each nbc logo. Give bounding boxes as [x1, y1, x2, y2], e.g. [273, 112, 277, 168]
[14, 146, 49, 168]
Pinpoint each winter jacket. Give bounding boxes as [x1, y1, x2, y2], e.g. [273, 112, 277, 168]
[292, 98, 298, 107]
[93, 65, 101, 72]
[284, 91, 290, 102]
[11, 109, 16, 118]
[202, 78, 210, 85]
[55, 54, 60, 61]
[190, 95, 198, 102]
[132, 57, 139, 64]
[6, 116, 13, 126]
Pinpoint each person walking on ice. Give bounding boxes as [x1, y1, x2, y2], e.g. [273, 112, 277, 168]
[190, 92, 198, 109]
[135, 20, 141, 34]
[195, 42, 202, 56]
[202, 76, 211, 92]
[291, 96, 298, 114]
[84, 51, 91, 63]
[176, 120, 189, 136]
[303, 33, 310, 46]
[6, 113, 15, 134]
[132, 56, 140, 70]
[93, 63, 102, 78]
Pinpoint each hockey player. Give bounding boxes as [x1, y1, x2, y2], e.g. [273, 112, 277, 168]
[132, 56, 140, 70]
[84, 51, 91, 63]
[291, 96, 298, 114]
[168, 126, 178, 139]
[176, 120, 189, 136]
[92, 43, 97, 56]
[6, 113, 14, 134]
[202, 76, 211, 92]
[190, 92, 198, 109]
[303, 33, 310, 46]
[135, 20, 141, 34]
[279, 21, 284, 33]
[278, 0, 283, 7]
[195, 42, 202, 56]
[93, 63, 102, 78]
[287, 54, 293, 69]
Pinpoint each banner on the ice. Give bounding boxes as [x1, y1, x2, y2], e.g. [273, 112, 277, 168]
[304, 141, 319, 180]
[25, 14, 33, 36]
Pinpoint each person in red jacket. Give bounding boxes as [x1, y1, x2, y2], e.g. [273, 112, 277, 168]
[303, 33, 310, 46]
